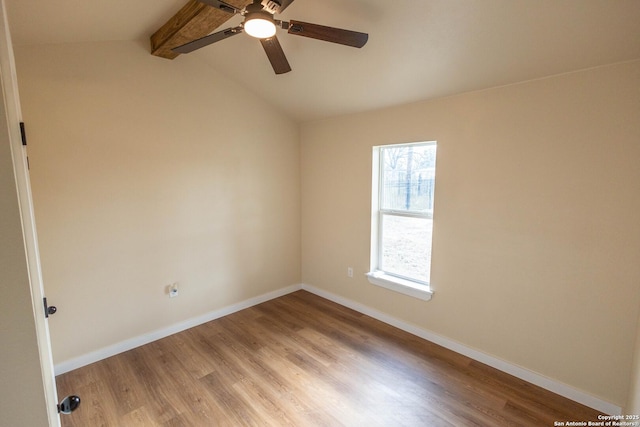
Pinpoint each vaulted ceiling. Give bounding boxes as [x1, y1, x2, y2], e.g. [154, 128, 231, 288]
[6, 0, 640, 122]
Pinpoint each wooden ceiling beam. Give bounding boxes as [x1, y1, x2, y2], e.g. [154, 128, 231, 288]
[150, 0, 248, 59]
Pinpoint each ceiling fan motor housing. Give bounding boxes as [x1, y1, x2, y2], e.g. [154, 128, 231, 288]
[262, 0, 282, 14]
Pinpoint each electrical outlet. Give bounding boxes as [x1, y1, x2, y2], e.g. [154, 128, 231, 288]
[347, 267, 353, 278]
[169, 283, 179, 298]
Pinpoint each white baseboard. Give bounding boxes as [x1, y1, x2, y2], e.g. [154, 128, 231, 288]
[300, 283, 622, 416]
[54, 284, 302, 375]
[55, 282, 621, 415]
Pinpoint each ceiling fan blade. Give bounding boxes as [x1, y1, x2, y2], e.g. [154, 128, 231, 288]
[198, 0, 241, 14]
[260, 36, 292, 74]
[172, 26, 243, 54]
[287, 20, 368, 48]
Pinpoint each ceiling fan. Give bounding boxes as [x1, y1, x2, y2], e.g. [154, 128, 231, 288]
[171, 0, 368, 74]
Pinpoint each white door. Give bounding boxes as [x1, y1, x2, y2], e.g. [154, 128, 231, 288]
[0, 0, 61, 425]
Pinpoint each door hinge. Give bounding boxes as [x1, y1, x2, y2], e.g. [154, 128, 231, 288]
[19, 122, 27, 146]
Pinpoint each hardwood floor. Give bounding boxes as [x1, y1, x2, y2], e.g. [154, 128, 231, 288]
[56, 290, 602, 426]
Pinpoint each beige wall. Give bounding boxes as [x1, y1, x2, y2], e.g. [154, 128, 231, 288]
[627, 314, 640, 414]
[301, 61, 640, 407]
[14, 40, 301, 364]
[13, 35, 640, 411]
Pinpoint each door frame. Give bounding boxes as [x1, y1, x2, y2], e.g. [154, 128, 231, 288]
[0, 1, 60, 425]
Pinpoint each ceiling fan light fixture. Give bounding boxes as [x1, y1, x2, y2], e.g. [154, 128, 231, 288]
[244, 12, 277, 39]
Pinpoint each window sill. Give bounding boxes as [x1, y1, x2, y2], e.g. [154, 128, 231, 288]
[366, 271, 433, 301]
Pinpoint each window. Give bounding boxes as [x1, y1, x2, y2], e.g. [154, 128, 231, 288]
[368, 141, 437, 301]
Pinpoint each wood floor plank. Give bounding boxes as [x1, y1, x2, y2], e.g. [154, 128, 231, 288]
[57, 290, 603, 426]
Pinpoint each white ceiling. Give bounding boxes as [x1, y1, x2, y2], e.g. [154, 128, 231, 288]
[6, 0, 640, 122]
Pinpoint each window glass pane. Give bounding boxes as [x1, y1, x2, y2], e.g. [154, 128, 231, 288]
[381, 214, 433, 283]
[381, 144, 436, 213]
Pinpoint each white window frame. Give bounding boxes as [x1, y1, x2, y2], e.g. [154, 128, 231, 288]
[367, 141, 436, 301]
